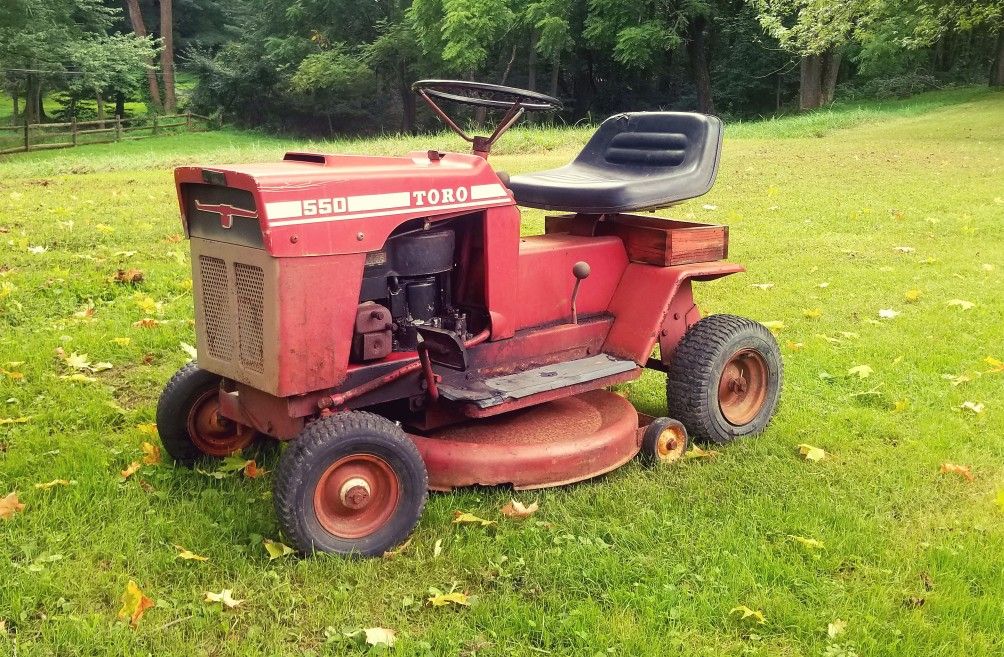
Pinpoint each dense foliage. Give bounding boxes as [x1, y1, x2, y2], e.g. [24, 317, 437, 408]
[1, 0, 1001, 132]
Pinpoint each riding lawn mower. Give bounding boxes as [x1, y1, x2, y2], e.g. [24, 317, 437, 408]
[157, 80, 782, 556]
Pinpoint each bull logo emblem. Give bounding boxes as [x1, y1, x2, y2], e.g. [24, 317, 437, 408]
[194, 200, 258, 229]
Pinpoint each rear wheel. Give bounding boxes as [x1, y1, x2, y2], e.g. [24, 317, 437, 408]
[273, 412, 428, 557]
[666, 314, 782, 445]
[156, 363, 256, 465]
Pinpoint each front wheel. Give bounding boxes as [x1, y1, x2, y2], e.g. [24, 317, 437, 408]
[666, 314, 782, 445]
[273, 412, 428, 557]
[156, 363, 257, 465]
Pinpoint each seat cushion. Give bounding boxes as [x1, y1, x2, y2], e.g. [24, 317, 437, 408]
[508, 112, 722, 214]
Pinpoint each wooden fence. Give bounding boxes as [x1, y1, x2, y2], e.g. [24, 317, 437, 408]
[0, 112, 216, 155]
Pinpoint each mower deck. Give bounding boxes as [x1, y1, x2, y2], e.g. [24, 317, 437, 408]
[408, 389, 641, 491]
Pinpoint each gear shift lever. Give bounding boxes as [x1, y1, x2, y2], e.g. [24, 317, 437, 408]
[570, 261, 590, 325]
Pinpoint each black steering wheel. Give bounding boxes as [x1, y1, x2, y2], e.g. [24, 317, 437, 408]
[412, 80, 561, 158]
[412, 79, 562, 112]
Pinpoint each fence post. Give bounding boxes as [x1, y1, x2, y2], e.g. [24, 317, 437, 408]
[71, 117, 78, 146]
[186, 111, 192, 131]
[115, 116, 122, 142]
[152, 114, 159, 136]
[23, 118, 29, 152]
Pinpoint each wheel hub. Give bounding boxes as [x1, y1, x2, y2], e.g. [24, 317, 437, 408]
[313, 455, 400, 539]
[186, 388, 254, 456]
[656, 425, 687, 462]
[718, 349, 769, 426]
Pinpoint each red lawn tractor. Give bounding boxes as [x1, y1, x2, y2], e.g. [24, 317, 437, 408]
[157, 80, 782, 556]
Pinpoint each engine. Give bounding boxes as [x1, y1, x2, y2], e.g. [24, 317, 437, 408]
[351, 227, 468, 362]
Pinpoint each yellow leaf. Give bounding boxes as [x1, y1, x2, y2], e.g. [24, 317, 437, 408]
[1, 369, 24, 381]
[892, 399, 909, 413]
[947, 299, 975, 310]
[802, 308, 822, 319]
[685, 445, 719, 459]
[243, 460, 268, 478]
[961, 401, 985, 414]
[34, 479, 73, 490]
[141, 442, 161, 465]
[433, 538, 443, 558]
[382, 537, 413, 559]
[729, 605, 766, 624]
[203, 589, 243, 608]
[984, 357, 1004, 373]
[500, 499, 539, 519]
[995, 490, 1004, 512]
[828, 619, 847, 638]
[762, 320, 784, 332]
[788, 534, 825, 550]
[942, 373, 971, 386]
[363, 627, 397, 647]
[132, 318, 160, 329]
[120, 462, 142, 479]
[111, 337, 132, 346]
[136, 423, 158, 437]
[940, 463, 974, 482]
[452, 511, 495, 527]
[64, 352, 92, 371]
[904, 289, 922, 303]
[174, 545, 209, 561]
[427, 591, 470, 607]
[0, 492, 25, 520]
[263, 539, 296, 560]
[117, 580, 154, 627]
[847, 365, 873, 379]
[0, 416, 30, 425]
[797, 444, 826, 462]
[785, 341, 804, 351]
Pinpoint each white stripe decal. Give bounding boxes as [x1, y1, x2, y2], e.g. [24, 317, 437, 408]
[347, 191, 411, 212]
[263, 200, 303, 219]
[469, 183, 507, 200]
[267, 198, 509, 228]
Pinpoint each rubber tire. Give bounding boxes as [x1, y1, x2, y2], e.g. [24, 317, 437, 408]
[156, 363, 253, 465]
[273, 411, 428, 557]
[666, 314, 782, 445]
[639, 417, 690, 467]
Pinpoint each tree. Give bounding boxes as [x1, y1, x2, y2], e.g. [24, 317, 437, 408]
[123, 0, 163, 111]
[160, 0, 177, 112]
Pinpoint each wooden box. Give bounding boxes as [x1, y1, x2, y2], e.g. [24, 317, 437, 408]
[544, 213, 729, 266]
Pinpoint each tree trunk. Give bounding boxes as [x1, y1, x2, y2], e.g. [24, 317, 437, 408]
[799, 54, 823, 110]
[115, 92, 126, 118]
[11, 92, 18, 125]
[992, 28, 1004, 87]
[399, 62, 415, 134]
[549, 56, 560, 97]
[686, 16, 715, 114]
[821, 49, 841, 105]
[25, 72, 38, 124]
[160, 0, 177, 113]
[124, 0, 163, 112]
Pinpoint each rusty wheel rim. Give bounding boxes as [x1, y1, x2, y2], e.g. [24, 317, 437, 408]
[186, 388, 254, 457]
[313, 454, 400, 539]
[655, 425, 687, 463]
[718, 349, 769, 426]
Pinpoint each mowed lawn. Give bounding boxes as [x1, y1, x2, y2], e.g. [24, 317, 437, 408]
[1, 89, 1003, 656]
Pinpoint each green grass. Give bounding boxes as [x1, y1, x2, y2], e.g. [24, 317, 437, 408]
[1, 87, 1003, 656]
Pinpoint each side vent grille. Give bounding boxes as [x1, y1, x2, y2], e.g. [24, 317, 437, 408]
[198, 255, 234, 360]
[234, 263, 265, 373]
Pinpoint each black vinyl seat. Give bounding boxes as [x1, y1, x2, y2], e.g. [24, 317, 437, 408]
[508, 112, 723, 214]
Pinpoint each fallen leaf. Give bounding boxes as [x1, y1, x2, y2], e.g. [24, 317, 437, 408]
[847, 365, 873, 379]
[802, 308, 822, 319]
[729, 605, 766, 624]
[797, 444, 826, 462]
[500, 499, 539, 519]
[827, 619, 847, 638]
[263, 539, 296, 560]
[942, 373, 972, 386]
[137, 423, 158, 437]
[121, 462, 142, 479]
[63, 352, 92, 371]
[0, 492, 25, 519]
[433, 538, 443, 558]
[984, 357, 1004, 373]
[878, 309, 900, 319]
[893, 399, 909, 413]
[785, 341, 804, 351]
[686, 445, 719, 459]
[702, 204, 718, 211]
[174, 545, 209, 561]
[920, 572, 934, 591]
[940, 463, 974, 482]
[995, 490, 1004, 512]
[818, 281, 829, 288]
[113, 269, 144, 285]
[0, 416, 29, 425]
[34, 479, 73, 490]
[204, 589, 243, 608]
[453, 511, 495, 527]
[904, 289, 922, 303]
[141, 442, 161, 465]
[904, 596, 925, 609]
[243, 460, 267, 478]
[383, 537, 413, 559]
[363, 627, 397, 647]
[132, 318, 160, 329]
[762, 320, 784, 332]
[961, 401, 985, 414]
[788, 534, 825, 550]
[947, 299, 975, 311]
[117, 580, 154, 627]
[427, 591, 470, 607]
[111, 337, 132, 346]
[180, 342, 198, 359]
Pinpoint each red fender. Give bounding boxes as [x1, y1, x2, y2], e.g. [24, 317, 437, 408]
[602, 261, 745, 365]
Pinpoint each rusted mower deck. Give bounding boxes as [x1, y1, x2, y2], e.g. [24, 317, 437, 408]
[410, 389, 641, 490]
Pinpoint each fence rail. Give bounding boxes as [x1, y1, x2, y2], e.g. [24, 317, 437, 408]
[0, 112, 216, 155]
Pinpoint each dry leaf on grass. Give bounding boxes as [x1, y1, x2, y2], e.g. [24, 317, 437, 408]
[141, 442, 161, 465]
[878, 309, 900, 319]
[960, 401, 985, 414]
[263, 539, 296, 560]
[117, 580, 154, 627]
[985, 357, 1004, 373]
[427, 590, 470, 607]
[685, 445, 719, 459]
[363, 627, 397, 647]
[803, 308, 822, 319]
[762, 320, 785, 332]
[112, 269, 144, 285]
[174, 545, 209, 561]
[729, 605, 766, 624]
[828, 619, 847, 638]
[34, 479, 73, 490]
[788, 534, 825, 550]
[940, 463, 974, 482]
[452, 511, 495, 527]
[797, 444, 826, 462]
[204, 589, 243, 608]
[0, 492, 25, 519]
[500, 499, 538, 518]
[382, 537, 413, 559]
[947, 299, 975, 310]
[120, 462, 142, 479]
